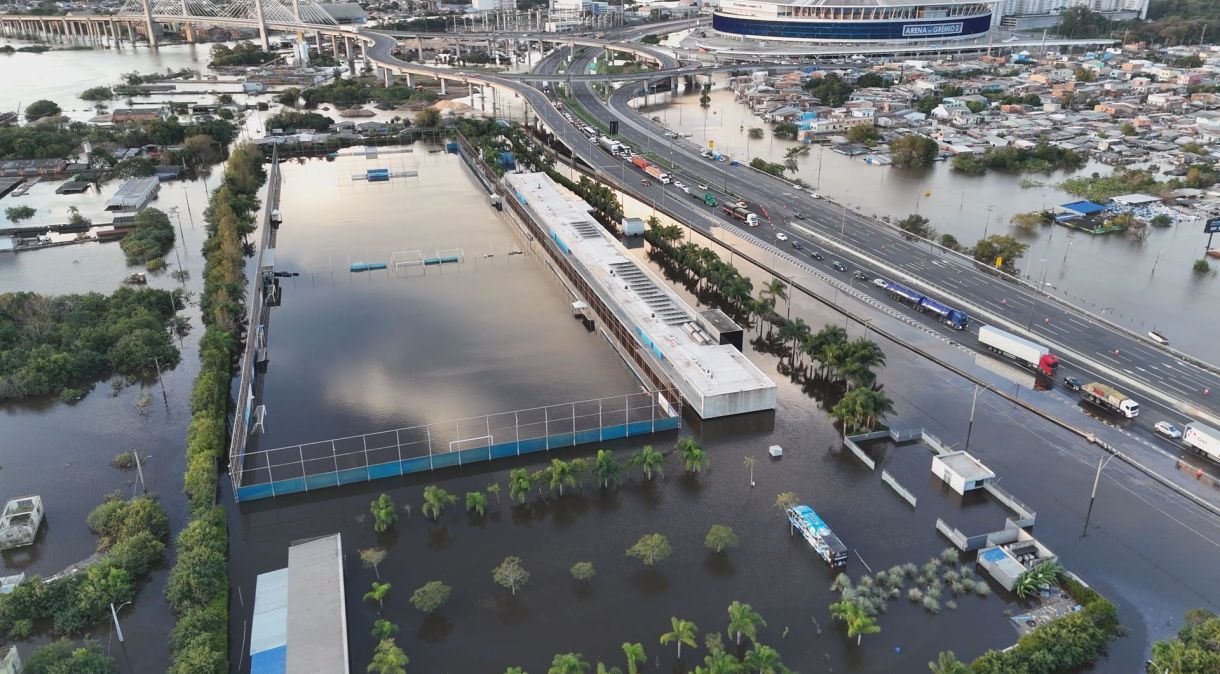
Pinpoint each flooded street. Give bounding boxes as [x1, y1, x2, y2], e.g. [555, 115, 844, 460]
[640, 79, 1220, 360]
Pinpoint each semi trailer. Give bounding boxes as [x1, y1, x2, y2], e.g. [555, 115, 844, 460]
[1183, 421, 1220, 464]
[977, 325, 1060, 376]
[1080, 382, 1140, 418]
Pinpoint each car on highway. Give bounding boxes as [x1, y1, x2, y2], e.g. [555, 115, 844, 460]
[810, 250, 824, 261]
[697, 184, 707, 190]
[872, 277, 888, 288]
[853, 271, 869, 281]
[791, 241, 804, 251]
[1063, 376, 1083, 391]
[794, 213, 806, 220]
[673, 181, 686, 190]
[831, 261, 847, 272]
[776, 232, 789, 241]
[812, 193, 822, 199]
[1154, 421, 1182, 439]
[641, 179, 652, 187]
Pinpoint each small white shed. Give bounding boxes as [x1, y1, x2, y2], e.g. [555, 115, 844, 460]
[932, 451, 995, 495]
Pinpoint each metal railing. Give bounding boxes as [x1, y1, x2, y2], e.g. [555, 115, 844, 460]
[228, 146, 281, 489]
[233, 390, 680, 501]
[881, 469, 917, 508]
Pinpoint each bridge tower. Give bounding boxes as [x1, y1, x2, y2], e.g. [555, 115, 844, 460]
[139, 0, 157, 46]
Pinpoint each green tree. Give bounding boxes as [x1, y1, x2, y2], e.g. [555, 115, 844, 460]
[509, 468, 533, 504]
[25, 99, 61, 121]
[846, 124, 880, 145]
[114, 156, 157, 178]
[409, 580, 451, 613]
[1120, 122, 1136, 136]
[493, 555, 530, 595]
[743, 455, 756, 485]
[772, 122, 799, 140]
[631, 445, 665, 480]
[1194, 259, 1211, 274]
[676, 436, 709, 474]
[778, 317, 811, 367]
[972, 234, 1028, 271]
[856, 72, 891, 88]
[6, 205, 36, 223]
[548, 653, 591, 674]
[928, 650, 970, 674]
[726, 601, 767, 646]
[79, 86, 114, 102]
[896, 213, 934, 238]
[570, 561, 596, 582]
[487, 482, 502, 503]
[802, 73, 854, 106]
[371, 619, 398, 641]
[747, 127, 764, 140]
[120, 207, 175, 266]
[831, 387, 895, 433]
[700, 650, 742, 673]
[742, 644, 784, 673]
[704, 524, 739, 554]
[370, 493, 398, 533]
[660, 617, 699, 659]
[466, 491, 488, 516]
[1150, 214, 1172, 227]
[25, 639, 117, 674]
[594, 449, 622, 488]
[1148, 609, 1220, 674]
[626, 533, 672, 566]
[415, 107, 442, 128]
[621, 643, 646, 674]
[889, 134, 940, 168]
[368, 638, 409, 674]
[830, 600, 881, 646]
[549, 458, 578, 495]
[364, 581, 391, 611]
[421, 485, 457, 520]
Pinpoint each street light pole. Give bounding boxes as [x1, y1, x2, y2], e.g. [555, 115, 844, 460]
[110, 601, 132, 643]
[983, 205, 994, 239]
[1082, 452, 1117, 537]
[965, 384, 983, 451]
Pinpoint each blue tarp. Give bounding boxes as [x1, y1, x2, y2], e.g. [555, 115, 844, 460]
[1061, 200, 1105, 215]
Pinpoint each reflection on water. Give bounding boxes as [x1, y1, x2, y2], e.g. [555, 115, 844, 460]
[642, 77, 1219, 358]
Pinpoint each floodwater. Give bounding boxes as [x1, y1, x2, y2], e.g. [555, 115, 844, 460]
[226, 182, 1220, 674]
[245, 145, 642, 459]
[639, 77, 1220, 360]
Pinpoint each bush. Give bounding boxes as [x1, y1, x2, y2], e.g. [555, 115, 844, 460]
[1194, 259, 1211, 274]
[409, 581, 451, 613]
[570, 562, 596, 582]
[25, 639, 117, 673]
[120, 207, 176, 266]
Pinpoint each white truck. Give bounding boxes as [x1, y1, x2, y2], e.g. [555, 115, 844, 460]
[1183, 421, 1220, 464]
[596, 137, 622, 156]
[977, 325, 1060, 377]
[1080, 381, 1140, 419]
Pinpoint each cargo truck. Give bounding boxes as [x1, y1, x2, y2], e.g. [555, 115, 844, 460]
[1183, 421, 1220, 464]
[643, 165, 671, 184]
[721, 205, 759, 226]
[1080, 382, 1140, 418]
[630, 156, 649, 170]
[597, 137, 622, 155]
[977, 325, 1060, 376]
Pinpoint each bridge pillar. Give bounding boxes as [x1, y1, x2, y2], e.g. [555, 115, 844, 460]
[329, 33, 337, 57]
[126, 21, 135, 45]
[183, 21, 194, 43]
[138, 0, 157, 47]
[109, 19, 118, 46]
[439, 77, 446, 95]
[468, 83, 473, 102]
[384, 68, 392, 87]
[314, 31, 322, 52]
[416, 36, 423, 61]
[251, 0, 269, 51]
[404, 72, 413, 88]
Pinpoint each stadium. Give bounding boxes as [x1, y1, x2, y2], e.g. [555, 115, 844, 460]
[711, 0, 997, 43]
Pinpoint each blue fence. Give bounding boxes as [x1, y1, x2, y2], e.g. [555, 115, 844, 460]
[233, 390, 681, 501]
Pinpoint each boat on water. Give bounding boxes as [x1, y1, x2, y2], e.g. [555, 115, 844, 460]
[787, 505, 848, 568]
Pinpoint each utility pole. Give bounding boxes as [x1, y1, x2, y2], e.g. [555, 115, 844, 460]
[965, 384, 982, 451]
[1082, 452, 1117, 537]
[133, 451, 146, 494]
[151, 356, 168, 408]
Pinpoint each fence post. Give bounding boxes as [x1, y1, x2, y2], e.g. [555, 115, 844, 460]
[515, 411, 520, 456]
[362, 434, 369, 482]
[544, 406, 550, 451]
[570, 402, 576, 448]
[331, 440, 339, 487]
[395, 429, 403, 476]
[598, 398, 603, 441]
[427, 426, 434, 471]
[456, 421, 462, 466]
[486, 415, 492, 462]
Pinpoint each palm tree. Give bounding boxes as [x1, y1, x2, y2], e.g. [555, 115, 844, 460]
[421, 485, 457, 520]
[548, 653, 591, 674]
[509, 468, 532, 504]
[742, 644, 782, 674]
[832, 388, 895, 433]
[370, 493, 397, 533]
[660, 617, 699, 659]
[761, 278, 788, 305]
[621, 643, 646, 674]
[774, 492, 799, 534]
[928, 651, 970, 674]
[743, 455, 756, 487]
[723, 276, 754, 312]
[549, 458, 577, 496]
[676, 437, 709, 474]
[631, 445, 665, 481]
[726, 601, 767, 646]
[487, 482, 501, 503]
[813, 325, 849, 378]
[594, 449, 621, 488]
[777, 317, 810, 366]
[749, 296, 777, 337]
[370, 619, 398, 640]
[466, 491, 488, 516]
[829, 600, 881, 646]
[363, 581, 391, 612]
[857, 388, 894, 430]
[840, 338, 887, 389]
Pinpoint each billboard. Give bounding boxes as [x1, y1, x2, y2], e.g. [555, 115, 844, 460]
[1206, 217, 1220, 234]
[902, 22, 963, 37]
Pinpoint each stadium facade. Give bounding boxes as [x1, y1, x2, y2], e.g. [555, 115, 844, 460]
[711, 0, 998, 43]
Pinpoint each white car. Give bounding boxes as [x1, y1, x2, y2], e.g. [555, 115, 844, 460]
[673, 181, 686, 189]
[872, 277, 888, 288]
[776, 232, 789, 241]
[697, 184, 708, 190]
[1154, 422, 1182, 439]
[812, 193, 822, 199]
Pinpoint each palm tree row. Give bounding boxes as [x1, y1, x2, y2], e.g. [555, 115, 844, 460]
[505, 439, 709, 506]
[643, 225, 757, 320]
[504, 602, 792, 673]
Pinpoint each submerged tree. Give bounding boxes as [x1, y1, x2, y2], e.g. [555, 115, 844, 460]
[660, 617, 699, 659]
[370, 494, 397, 533]
[626, 533, 672, 567]
[493, 556, 530, 596]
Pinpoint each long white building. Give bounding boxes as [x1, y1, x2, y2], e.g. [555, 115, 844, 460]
[505, 172, 777, 419]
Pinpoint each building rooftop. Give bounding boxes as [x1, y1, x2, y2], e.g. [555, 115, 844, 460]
[937, 451, 996, 483]
[505, 172, 776, 418]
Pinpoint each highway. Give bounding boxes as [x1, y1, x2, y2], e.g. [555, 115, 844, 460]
[536, 43, 1220, 440]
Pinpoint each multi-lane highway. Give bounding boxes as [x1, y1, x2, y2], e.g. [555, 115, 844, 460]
[533, 43, 1220, 442]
